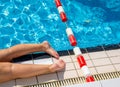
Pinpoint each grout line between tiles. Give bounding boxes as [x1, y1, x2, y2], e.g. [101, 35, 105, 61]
[31, 53, 39, 84]
[101, 46, 117, 71]
[13, 47, 120, 86]
[68, 50, 80, 78]
[85, 48, 103, 87]
[89, 64, 119, 68]
[85, 48, 98, 74]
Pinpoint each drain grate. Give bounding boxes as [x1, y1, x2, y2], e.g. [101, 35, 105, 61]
[15, 71, 120, 87]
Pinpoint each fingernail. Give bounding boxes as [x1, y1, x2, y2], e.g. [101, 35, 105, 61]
[56, 54, 59, 58]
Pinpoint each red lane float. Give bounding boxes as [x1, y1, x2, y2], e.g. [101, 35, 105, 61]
[55, 0, 95, 83]
[73, 47, 86, 67]
[73, 47, 95, 82]
[69, 35, 77, 46]
[55, 0, 62, 7]
[86, 76, 95, 82]
[55, 0, 67, 22]
[60, 12, 67, 22]
[73, 47, 90, 76]
[77, 55, 87, 68]
[66, 28, 77, 46]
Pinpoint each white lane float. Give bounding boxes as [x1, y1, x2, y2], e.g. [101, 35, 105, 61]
[73, 47, 95, 82]
[54, 0, 95, 83]
[73, 47, 86, 67]
[66, 28, 77, 46]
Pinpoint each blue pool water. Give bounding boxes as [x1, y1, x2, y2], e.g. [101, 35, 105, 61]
[0, 0, 120, 51]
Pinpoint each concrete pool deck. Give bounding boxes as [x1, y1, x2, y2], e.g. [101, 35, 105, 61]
[0, 44, 120, 87]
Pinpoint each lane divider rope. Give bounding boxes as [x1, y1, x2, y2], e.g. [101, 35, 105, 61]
[54, 0, 95, 82]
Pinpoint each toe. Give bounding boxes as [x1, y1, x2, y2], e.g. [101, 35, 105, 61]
[46, 47, 59, 59]
[42, 41, 59, 59]
[57, 59, 66, 68]
[49, 59, 66, 72]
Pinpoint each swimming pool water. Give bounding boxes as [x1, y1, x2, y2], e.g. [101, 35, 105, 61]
[0, 0, 120, 51]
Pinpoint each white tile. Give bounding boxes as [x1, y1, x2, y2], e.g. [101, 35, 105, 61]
[33, 58, 53, 64]
[77, 69, 84, 77]
[16, 77, 37, 86]
[106, 49, 120, 57]
[114, 64, 120, 71]
[58, 70, 78, 80]
[70, 55, 77, 62]
[18, 60, 33, 64]
[74, 62, 80, 69]
[0, 80, 15, 87]
[86, 60, 94, 68]
[53, 56, 72, 63]
[52, 58, 58, 63]
[96, 65, 116, 74]
[93, 58, 111, 66]
[89, 51, 108, 59]
[82, 53, 90, 60]
[37, 73, 58, 83]
[60, 62, 75, 71]
[110, 56, 120, 64]
[52, 58, 56, 63]
[89, 68, 98, 75]
[59, 55, 72, 63]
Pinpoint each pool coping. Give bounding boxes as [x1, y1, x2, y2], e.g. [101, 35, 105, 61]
[12, 43, 120, 62]
[1, 43, 120, 87]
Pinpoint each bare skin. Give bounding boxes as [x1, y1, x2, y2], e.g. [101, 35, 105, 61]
[0, 41, 66, 83]
[0, 41, 59, 62]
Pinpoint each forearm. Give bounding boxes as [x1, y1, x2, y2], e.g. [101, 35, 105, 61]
[0, 44, 43, 62]
[0, 62, 51, 83]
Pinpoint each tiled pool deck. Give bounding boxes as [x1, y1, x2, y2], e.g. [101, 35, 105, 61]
[0, 44, 120, 87]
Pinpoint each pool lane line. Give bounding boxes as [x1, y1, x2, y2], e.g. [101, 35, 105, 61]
[54, 0, 95, 83]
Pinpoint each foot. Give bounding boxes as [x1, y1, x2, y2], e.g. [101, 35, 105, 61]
[49, 59, 66, 72]
[42, 41, 59, 59]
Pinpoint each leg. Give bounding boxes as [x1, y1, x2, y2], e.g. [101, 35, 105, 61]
[0, 41, 59, 62]
[0, 59, 65, 83]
